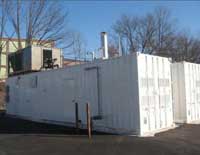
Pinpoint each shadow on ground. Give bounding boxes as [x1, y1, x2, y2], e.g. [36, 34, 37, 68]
[1, 110, 200, 155]
[0, 110, 106, 135]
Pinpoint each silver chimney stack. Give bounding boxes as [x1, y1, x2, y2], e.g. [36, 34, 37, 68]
[101, 32, 109, 59]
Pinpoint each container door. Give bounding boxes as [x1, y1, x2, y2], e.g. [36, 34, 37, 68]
[83, 67, 99, 117]
[147, 57, 156, 131]
[197, 66, 200, 119]
[190, 64, 196, 122]
[185, 64, 191, 122]
[185, 63, 195, 122]
[191, 64, 195, 121]
[158, 58, 166, 128]
[62, 78, 76, 123]
[138, 55, 150, 134]
[163, 59, 173, 127]
[194, 64, 198, 120]
[154, 58, 161, 130]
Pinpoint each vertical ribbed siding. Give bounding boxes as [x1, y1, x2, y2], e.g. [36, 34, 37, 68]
[184, 63, 200, 123]
[138, 54, 173, 135]
[172, 62, 200, 123]
[6, 53, 173, 136]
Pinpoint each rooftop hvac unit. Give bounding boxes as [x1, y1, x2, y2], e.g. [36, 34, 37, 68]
[8, 45, 63, 76]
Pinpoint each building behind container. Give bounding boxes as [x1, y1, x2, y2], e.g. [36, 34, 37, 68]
[6, 53, 174, 136]
[172, 62, 200, 123]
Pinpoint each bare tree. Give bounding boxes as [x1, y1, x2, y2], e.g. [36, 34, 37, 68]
[150, 7, 176, 55]
[172, 32, 200, 62]
[136, 13, 156, 53]
[109, 32, 126, 56]
[113, 15, 139, 53]
[6, 0, 73, 49]
[112, 7, 176, 56]
[0, 0, 9, 72]
[67, 32, 87, 62]
[108, 44, 119, 57]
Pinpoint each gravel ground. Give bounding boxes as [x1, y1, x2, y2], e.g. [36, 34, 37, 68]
[0, 113, 200, 155]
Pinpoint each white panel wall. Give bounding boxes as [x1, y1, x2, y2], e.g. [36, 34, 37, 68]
[172, 62, 200, 123]
[137, 54, 173, 136]
[6, 53, 173, 136]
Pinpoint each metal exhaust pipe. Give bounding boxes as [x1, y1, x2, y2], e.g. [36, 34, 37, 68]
[101, 32, 108, 59]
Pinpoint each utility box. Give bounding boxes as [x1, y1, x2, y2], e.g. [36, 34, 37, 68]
[8, 45, 63, 76]
[6, 53, 174, 136]
[172, 62, 200, 123]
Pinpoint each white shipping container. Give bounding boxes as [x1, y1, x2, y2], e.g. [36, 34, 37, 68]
[172, 62, 200, 123]
[6, 53, 174, 136]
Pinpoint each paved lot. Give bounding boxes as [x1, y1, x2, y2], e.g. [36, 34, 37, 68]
[0, 113, 200, 155]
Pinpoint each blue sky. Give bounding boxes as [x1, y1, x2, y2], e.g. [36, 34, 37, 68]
[64, 1, 200, 53]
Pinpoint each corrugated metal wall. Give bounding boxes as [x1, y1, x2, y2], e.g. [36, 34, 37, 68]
[172, 62, 200, 123]
[6, 53, 174, 136]
[138, 54, 173, 135]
